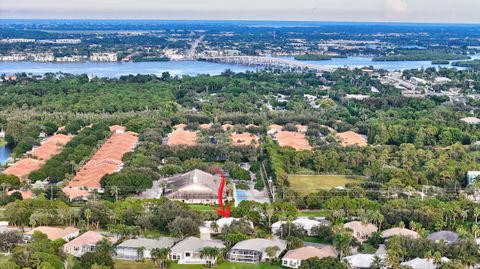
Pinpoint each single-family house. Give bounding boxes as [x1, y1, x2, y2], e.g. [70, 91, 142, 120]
[63, 231, 104, 257]
[344, 221, 378, 242]
[23, 226, 79, 242]
[161, 169, 227, 204]
[282, 246, 337, 268]
[427, 231, 459, 245]
[170, 237, 225, 266]
[205, 217, 254, 234]
[227, 238, 286, 263]
[271, 218, 327, 236]
[381, 227, 420, 239]
[460, 117, 480, 125]
[401, 257, 450, 269]
[115, 237, 177, 260]
[344, 254, 385, 269]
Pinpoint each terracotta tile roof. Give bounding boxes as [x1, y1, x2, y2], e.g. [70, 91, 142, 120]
[31, 134, 72, 160]
[7, 190, 34, 199]
[230, 133, 259, 147]
[63, 231, 104, 251]
[381, 227, 420, 239]
[109, 125, 126, 133]
[199, 123, 212, 129]
[295, 125, 308, 133]
[222, 124, 234, 131]
[344, 221, 378, 240]
[25, 226, 79, 240]
[283, 246, 337, 260]
[4, 158, 45, 181]
[167, 130, 197, 146]
[62, 187, 91, 200]
[336, 131, 368, 147]
[276, 131, 312, 151]
[173, 123, 186, 130]
[67, 128, 138, 190]
[460, 117, 480, 124]
[245, 124, 258, 128]
[268, 124, 283, 133]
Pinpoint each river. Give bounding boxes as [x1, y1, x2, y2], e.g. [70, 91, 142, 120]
[1, 56, 478, 77]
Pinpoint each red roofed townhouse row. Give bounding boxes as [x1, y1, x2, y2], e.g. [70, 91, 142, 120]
[63, 128, 138, 200]
[275, 131, 312, 151]
[230, 132, 259, 147]
[4, 134, 73, 181]
[167, 130, 198, 146]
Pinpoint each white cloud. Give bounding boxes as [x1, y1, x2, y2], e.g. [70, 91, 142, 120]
[385, 0, 409, 13]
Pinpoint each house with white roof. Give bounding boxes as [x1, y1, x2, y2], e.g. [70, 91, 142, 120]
[170, 236, 225, 266]
[344, 254, 386, 269]
[227, 238, 286, 263]
[401, 257, 450, 269]
[271, 217, 327, 236]
[115, 237, 177, 260]
[204, 217, 254, 234]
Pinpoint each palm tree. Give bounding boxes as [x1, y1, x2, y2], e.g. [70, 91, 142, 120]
[199, 247, 222, 268]
[433, 251, 443, 267]
[210, 221, 219, 233]
[265, 246, 280, 264]
[83, 208, 92, 228]
[370, 255, 386, 269]
[473, 207, 480, 224]
[472, 224, 480, 239]
[136, 246, 146, 261]
[151, 247, 170, 269]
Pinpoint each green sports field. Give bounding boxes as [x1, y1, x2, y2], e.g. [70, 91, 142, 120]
[288, 174, 364, 195]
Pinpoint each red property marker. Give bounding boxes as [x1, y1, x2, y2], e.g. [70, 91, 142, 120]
[211, 166, 231, 218]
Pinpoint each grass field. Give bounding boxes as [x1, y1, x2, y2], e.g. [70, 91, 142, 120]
[189, 204, 218, 212]
[114, 260, 281, 269]
[0, 255, 10, 266]
[288, 174, 364, 194]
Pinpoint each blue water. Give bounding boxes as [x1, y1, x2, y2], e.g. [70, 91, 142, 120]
[278, 55, 480, 71]
[1, 55, 478, 77]
[0, 146, 12, 165]
[236, 190, 248, 203]
[0, 61, 257, 77]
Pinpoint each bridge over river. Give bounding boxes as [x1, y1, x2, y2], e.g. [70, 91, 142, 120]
[200, 56, 333, 72]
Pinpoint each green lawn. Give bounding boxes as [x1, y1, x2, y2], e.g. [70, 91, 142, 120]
[0, 255, 11, 266]
[189, 204, 218, 212]
[0, 138, 7, 147]
[115, 259, 155, 269]
[114, 260, 280, 269]
[288, 174, 364, 195]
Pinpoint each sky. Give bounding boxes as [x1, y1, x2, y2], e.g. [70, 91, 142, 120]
[1, 0, 479, 23]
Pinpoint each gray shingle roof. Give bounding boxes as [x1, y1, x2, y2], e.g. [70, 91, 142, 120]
[117, 237, 177, 250]
[231, 238, 286, 253]
[427, 231, 459, 244]
[171, 236, 225, 253]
